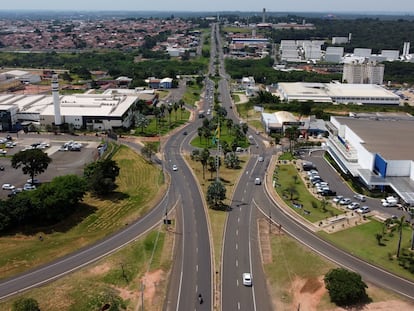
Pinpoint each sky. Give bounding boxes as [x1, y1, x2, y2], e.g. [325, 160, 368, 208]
[1, 0, 414, 13]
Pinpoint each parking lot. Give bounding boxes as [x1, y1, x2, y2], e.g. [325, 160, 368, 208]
[0, 133, 101, 197]
[299, 149, 408, 221]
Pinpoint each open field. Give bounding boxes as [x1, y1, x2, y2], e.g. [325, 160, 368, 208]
[0, 227, 173, 311]
[262, 220, 414, 310]
[0, 145, 166, 279]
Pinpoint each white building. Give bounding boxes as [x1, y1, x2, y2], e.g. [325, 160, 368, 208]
[326, 114, 414, 205]
[342, 61, 384, 85]
[277, 82, 399, 105]
[325, 47, 344, 63]
[2, 70, 41, 84]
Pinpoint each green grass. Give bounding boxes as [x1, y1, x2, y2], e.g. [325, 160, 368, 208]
[0, 145, 166, 279]
[135, 109, 190, 136]
[319, 220, 414, 280]
[182, 83, 203, 106]
[278, 152, 295, 161]
[274, 164, 344, 223]
[0, 229, 172, 311]
[190, 127, 249, 149]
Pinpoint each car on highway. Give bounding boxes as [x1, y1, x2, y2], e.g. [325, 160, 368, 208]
[242, 272, 252, 286]
[254, 177, 261, 185]
[2, 183, 15, 190]
[356, 206, 370, 214]
[172, 165, 178, 171]
[258, 156, 264, 162]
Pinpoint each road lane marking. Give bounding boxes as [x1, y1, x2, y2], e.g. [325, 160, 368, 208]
[236, 259, 238, 267]
[238, 302, 241, 310]
[237, 279, 239, 287]
[196, 264, 198, 272]
[238, 217, 240, 223]
[236, 229, 238, 236]
[236, 243, 238, 250]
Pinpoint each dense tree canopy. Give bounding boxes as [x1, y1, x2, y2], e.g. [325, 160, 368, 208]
[84, 158, 120, 196]
[11, 149, 52, 182]
[324, 268, 368, 306]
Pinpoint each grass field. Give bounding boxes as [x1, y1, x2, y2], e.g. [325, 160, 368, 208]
[0, 145, 166, 279]
[135, 109, 190, 137]
[274, 164, 344, 223]
[264, 230, 409, 310]
[0, 228, 173, 311]
[319, 220, 414, 280]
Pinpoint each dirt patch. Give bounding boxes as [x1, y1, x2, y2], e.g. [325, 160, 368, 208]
[291, 276, 326, 311]
[88, 263, 112, 276]
[288, 276, 414, 311]
[139, 269, 165, 309]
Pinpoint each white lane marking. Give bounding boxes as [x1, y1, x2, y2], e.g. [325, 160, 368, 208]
[236, 229, 238, 236]
[238, 217, 240, 223]
[238, 302, 241, 310]
[237, 279, 239, 287]
[246, 170, 249, 175]
[236, 259, 238, 267]
[196, 264, 198, 272]
[236, 243, 238, 250]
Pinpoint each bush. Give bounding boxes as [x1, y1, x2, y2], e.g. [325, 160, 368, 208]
[324, 268, 369, 306]
[12, 297, 40, 311]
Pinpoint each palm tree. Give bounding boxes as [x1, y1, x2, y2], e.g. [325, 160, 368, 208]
[226, 118, 233, 135]
[179, 99, 184, 120]
[200, 148, 210, 180]
[206, 180, 226, 209]
[135, 113, 149, 134]
[167, 105, 173, 128]
[173, 102, 179, 121]
[396, 216, 405, 258]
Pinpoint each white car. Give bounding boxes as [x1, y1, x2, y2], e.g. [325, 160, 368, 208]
[356, 206, 370, 214]
[23, 183, 36, 191]
[332, 195, 343, 203]
[27, 178, 40, 184]
[347, 202, 360, 210]
[2, 183, 15, 190]
[242, 273, 252, 286]
[172, 165, 178, 171]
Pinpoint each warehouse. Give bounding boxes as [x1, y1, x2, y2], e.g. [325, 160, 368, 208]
[326, 114, 414, 205]
[276, 82, 400, 105]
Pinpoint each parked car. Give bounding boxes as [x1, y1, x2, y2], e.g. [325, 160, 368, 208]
[23, 183, 36, 191]
[321, 189, 336, 196]
[2, 183, 15, 190]
[356, 206, 370, 214]
[347, 202, 360, 210]
[353, 194, 366, 202]
[242, 272, 252, 286]
[27, 178, 40, 184]
[339, 198, 352, 205]
[333, 195, 344, 203]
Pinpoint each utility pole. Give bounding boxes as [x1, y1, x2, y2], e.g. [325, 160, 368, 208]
[216, 119, 220, 182]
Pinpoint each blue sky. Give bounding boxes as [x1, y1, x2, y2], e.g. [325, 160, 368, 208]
[1, 0, 414, 13]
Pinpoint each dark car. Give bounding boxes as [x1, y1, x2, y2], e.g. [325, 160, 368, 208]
[0, 166, 4, 171]
[183, 131, 188, 135]
[321, 189, 337, 196]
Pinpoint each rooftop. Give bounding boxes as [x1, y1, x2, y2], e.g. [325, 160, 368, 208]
[334, 116, 414, 161]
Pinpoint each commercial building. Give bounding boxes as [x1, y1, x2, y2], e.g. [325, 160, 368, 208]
[326, 114, 414, 205]
[0, 87, 156, 131]
[276, 82, 399, 105]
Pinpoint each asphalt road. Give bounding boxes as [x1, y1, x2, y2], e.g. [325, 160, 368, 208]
[163, 126, 212, 311]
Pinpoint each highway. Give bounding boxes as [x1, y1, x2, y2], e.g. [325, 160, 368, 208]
[163, 122, 212, 311]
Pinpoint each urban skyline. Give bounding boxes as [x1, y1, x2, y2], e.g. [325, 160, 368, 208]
[1, 0, 414, 14]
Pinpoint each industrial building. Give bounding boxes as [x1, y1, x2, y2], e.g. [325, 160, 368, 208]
[342, 61, 384, 84]
[0, 79, 157, 131]
[276, 82, 399, 105]
[326, 114, 414, 205]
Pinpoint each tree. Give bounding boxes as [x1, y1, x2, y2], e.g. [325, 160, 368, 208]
[375, 233, 383, 246]
[11, 149, 52, 183]
[224, 152, 240, 169]
[206, 180, 226, 209]
[396, 215, 406, 258]
[135, 113, 150, 133]
[141, 142, 158, 160]
[324, 268, 368, 306]
[84, 158, 120, 196]
[173, 102, 179, 121]
[200, 148, 210, 180]
[12, 297, 40, 311]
